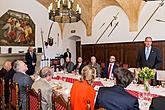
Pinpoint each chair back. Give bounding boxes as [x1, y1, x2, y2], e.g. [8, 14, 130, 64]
[97, 108, 106, 110]
[9, 81, 19, 110]
[26, 87, 41, 110]
[86, 100, 91, 110]
[0, 78, 5, 109]
[52, 90, 71, 110]
[50, 58, 61, 72]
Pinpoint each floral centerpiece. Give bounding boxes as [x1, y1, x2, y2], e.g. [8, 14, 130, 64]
[138, 67, 155, 91]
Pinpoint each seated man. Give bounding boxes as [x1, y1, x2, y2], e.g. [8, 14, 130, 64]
[95, 67, 139, 110]
[149, 96, 165, 110]
[0, 60, 12, 78]
[70, 65, 96, 110]
[13, 60, 33, 110]
[62, 57, 74, 73]
[32, 66, 53, 110]
[72, 57, 85, 75]
[103, 56, 118, 79]
[88, 56, 101, 77]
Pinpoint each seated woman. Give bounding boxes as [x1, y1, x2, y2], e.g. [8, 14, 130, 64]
[70, 65, 96, 110]
[95, 67, 139, 110]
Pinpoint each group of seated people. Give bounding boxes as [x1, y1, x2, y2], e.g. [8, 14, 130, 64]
[0, 57, 165, 110]
[63, 55, 118, 79]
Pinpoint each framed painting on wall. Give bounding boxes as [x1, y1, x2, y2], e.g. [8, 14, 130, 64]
[0, 10, 35, 46]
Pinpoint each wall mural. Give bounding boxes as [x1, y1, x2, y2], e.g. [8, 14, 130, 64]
[0, 10, 35, 46]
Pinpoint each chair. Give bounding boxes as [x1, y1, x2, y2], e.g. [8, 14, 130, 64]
[26, 87, 42, 110]
[50, 58, 62, 72]
[9, 81, 19, 110]
[123, 64, 128, 69]
[52, 90, 71, 110]
[97, 108, 106, 110]
[0, 78, 5, 109]
[86, 100, 91, 110]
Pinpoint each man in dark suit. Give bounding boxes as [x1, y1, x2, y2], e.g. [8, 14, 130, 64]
[103, 55, 118, 79]
[95, 67, 139, 110]
[13, 60, 33, 110]
[149, 96, 165, 110]
[136, 36, 162, 69]
[25, 46, 37, 75]
[63, 48, 71, 62]
[72, 57, 85, 74]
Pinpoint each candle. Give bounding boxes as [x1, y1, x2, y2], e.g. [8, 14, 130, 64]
[68, 1, 71, 9]
[76, 4, 79, 11]
[79, 7, 81, 14]
[58, 1, 60, 8]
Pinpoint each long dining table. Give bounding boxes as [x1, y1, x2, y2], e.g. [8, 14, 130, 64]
[49, 71, 165, 110]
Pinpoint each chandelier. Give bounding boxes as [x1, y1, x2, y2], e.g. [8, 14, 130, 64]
[48, 0, 81, 23]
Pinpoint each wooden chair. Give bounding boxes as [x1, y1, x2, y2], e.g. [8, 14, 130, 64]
[97, 108, 106, 110]
[0, 78, 5, 110]
[26, 87, 42, 110]
[52, 90, 71, 110]
[86, 100, 91, 110]
[50, 58, 62, 72]
[123, 64, 128, 69]
[9, 81, 19, 110]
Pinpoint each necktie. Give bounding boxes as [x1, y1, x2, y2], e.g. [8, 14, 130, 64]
[107, 63, 112, 78]
[145, 48, 150, 60]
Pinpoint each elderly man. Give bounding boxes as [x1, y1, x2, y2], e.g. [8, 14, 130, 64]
[103, 56, 118, 79]
[13, 60, 33, 110]
[88, 56, 101, 77]
[32, 66, 53, 110]
[0, 60, 12, 78]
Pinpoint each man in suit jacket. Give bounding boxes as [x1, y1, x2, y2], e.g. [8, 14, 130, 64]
[95, 67, 139, 110]
[64, 48, 71, 62]
[88, 56, 101, 77]
[103, 56, 118, 79]
[25, 46, 37, 75]
[149, 96, 165, 110]
[136, 37, 162, 69]
[62, 57, 74, 73]
[13, 60, 33, 110]
[72, 57, 85, 75]
[32, 66, 53, 110]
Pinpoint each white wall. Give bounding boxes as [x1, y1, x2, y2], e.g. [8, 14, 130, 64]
[0, 0, 86, 63]
[81, 1, 165, 44]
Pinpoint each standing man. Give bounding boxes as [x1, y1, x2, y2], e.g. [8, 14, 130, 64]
[25, 46, 37, 75]
[64, 48, 71, 62]
[136, 36, 162, 85]
[136, 36, 162, 69]
[13, 60, 33, 110]
[72, 57, 85, 75]
[103, 56, 118, 79]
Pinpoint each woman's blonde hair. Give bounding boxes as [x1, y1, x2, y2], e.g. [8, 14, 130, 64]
[81, 65, 96, 85]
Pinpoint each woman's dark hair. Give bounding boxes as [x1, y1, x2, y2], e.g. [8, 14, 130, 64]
[114, 67, 134, 88]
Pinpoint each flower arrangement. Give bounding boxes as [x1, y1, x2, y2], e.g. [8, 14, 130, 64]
[138, 67, 155, 80]
[138, 67, 155, 91]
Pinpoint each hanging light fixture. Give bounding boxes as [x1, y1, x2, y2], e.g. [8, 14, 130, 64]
[48, 0, 81, 23]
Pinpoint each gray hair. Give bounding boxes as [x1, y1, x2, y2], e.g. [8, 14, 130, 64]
[39, 66, 53, 78]
[13, 60, 22, 72]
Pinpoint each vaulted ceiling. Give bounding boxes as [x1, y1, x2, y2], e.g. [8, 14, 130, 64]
[37, 0, 146, 36]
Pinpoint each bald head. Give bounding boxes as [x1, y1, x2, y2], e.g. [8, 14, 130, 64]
[3, 60, 12, 72]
